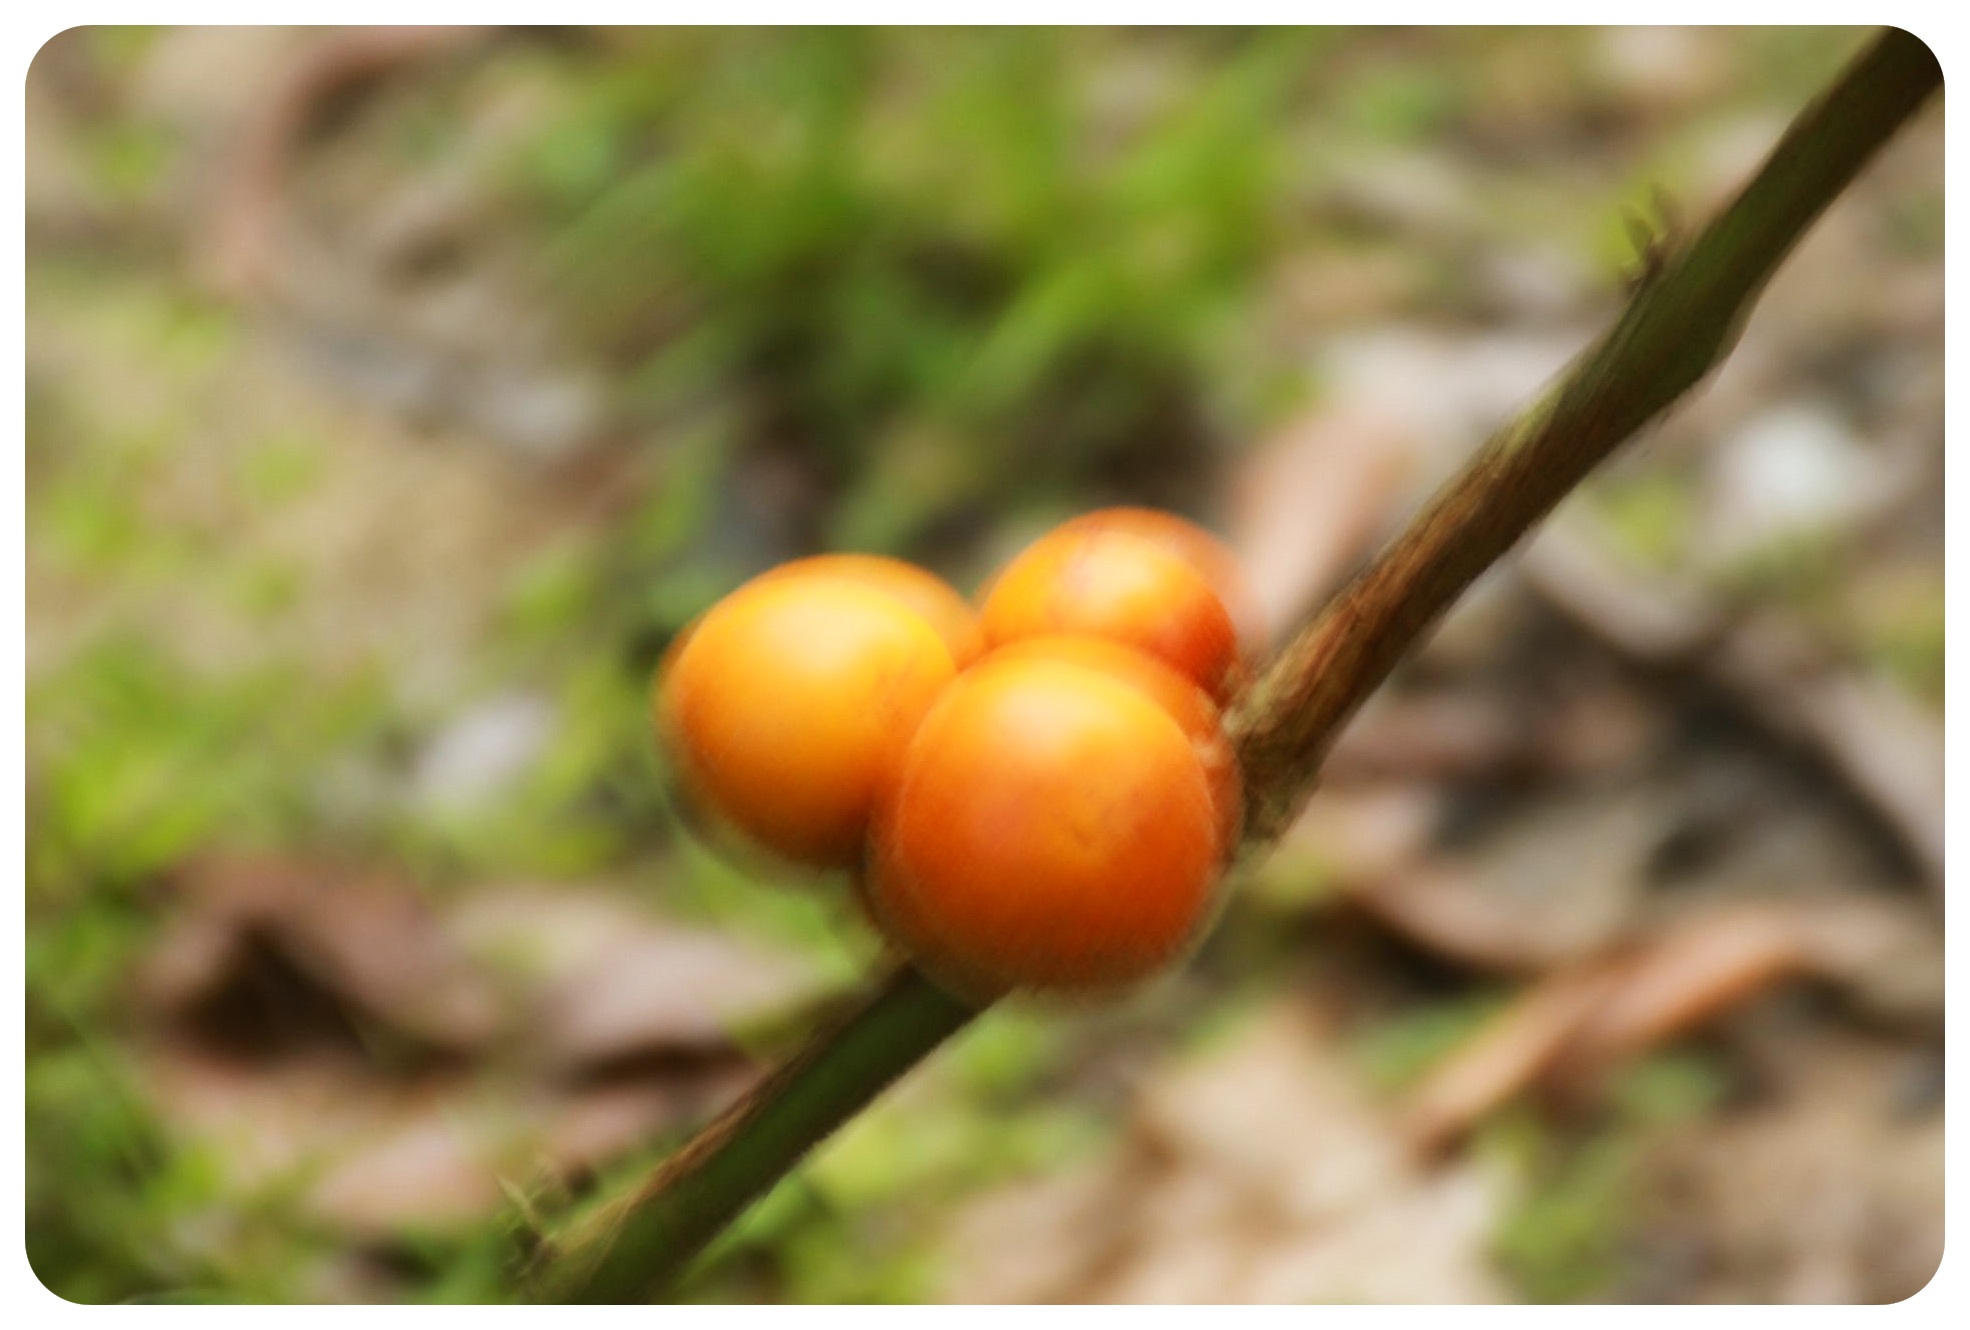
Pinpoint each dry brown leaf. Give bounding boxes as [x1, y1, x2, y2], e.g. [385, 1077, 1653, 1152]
[1323, 660, 1657, 789]
[1520, 515, 1723, 659]
[1402, 960, 1630, 1157]
[134, 871, 821, 1241]
[1553, 905, 1812, 1096]
[1787, 896, 1945, 1031]
[939, 1000, 1512, 1303]
[1135, 1007, 1407, 1229]
[1397, 893, 1944, 1154]
[143, 1037, 746, 1240]
[1236, 1166, 1507, 1304]
[1277, 783, 1442, 888]
[1323, 691, 1527, 785]
[1718, 633, 1944, 887]
[140, 854, 506, 1059]
[305, 1104, 513, 1236]
[1623, 1027, 1942, 1303]
[1523, 514, 1943, 895]
[536, 1070, 756, 1179]
[935, 1152, 1141, 1304]
[142, 1040, 514, 1239]
[1226, 403, 1419, 647]
[142, 1046, 420, 1194]
[1347, 788, 1663, 974]
[446, 887, 829, 1075]
[1396, 906, 1807, 1154]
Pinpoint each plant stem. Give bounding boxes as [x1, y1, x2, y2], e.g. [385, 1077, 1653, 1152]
[1230, 25, 1941, 840]
[527, 965, 978, 1302]
[524, 26, 1939, 1302]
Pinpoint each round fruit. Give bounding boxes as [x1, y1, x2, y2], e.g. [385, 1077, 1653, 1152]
[979, 635, 1242, 848]
[757, 553, 984, 666]
[867, 648, 1232, 996]
[655, 569, 963, 870]
[978, 508, 1252, 700]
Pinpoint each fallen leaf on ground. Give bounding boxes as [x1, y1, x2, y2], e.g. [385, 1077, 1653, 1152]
[1551, 905, 1813, 1099]
[133, 869, 823, 1250]
[1622, 1025, 1942, 1303]
[140, 854, 506, 1060]
[1346, 787, 1664, 974]
[939, 1000, 1513, 1303]
[305, 1101, 515, 1236]
[1523, 511, 1943, 894]
[1323, 691, 1528, 785]
[445, 886, 831, 1076]
[1397, 895, 1945, 1153]
[1226, 403, 1418, 647]
[1273, 783, 1443, 887]
[1402, 960, 1629, 1157]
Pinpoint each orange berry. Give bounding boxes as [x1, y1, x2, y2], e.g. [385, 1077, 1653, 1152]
[980, 635, 1242, 848]
[757, 553, 984, 666]
[1068, 507, 1255, 627]
[654, 567, 964, 870]
[978, 508, 1252, 701]
[867, 648, 1232, 997]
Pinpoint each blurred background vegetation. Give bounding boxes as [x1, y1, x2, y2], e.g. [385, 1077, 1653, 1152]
[26, 26, 1942, 1304]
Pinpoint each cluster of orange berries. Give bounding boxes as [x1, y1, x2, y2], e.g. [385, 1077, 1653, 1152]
[652, 509, 1251, 1001]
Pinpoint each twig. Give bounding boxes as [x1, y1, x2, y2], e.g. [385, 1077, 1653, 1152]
[1398, 893, 1945, 1155]
[1401, 957, 1630, 1157]
[1397, 910, 1804, 1158]
[524, 27, 1941, 1302]
[525, 965, 976, 1302]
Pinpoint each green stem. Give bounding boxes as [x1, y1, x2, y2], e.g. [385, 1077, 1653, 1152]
[523, 26, 1940, 1303]
[527, 965, 978, 1302]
